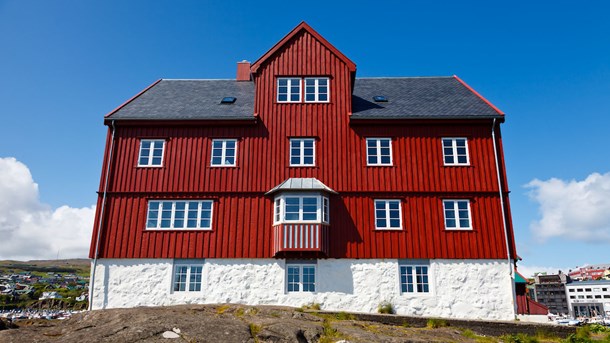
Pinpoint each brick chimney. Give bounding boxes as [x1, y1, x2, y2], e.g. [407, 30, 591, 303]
[236, 60, 251, 81]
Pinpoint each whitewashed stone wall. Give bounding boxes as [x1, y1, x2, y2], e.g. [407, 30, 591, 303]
[90, 258, 515, 320]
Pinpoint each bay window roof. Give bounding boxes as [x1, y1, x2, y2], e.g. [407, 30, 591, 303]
[265, 177, 337, 195]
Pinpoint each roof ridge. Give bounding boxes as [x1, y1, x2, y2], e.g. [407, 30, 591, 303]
[161, 78, 238, 81]
[356, 76, 454, 79]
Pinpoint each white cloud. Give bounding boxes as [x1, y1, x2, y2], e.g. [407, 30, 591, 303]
[0, 157, 95, 260]
[526, 172, 610, 243]
[517, 264, 569, 279]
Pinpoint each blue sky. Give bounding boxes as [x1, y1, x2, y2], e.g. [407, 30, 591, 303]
[0, 1, 609, 274]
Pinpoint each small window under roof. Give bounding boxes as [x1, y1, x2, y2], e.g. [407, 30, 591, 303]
[373, 96, 388, 102]
[220, 97, 237, 104]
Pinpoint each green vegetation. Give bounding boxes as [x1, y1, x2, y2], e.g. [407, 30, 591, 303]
[300, 302, 321, 310]
[377, 301, 394, 314]
[334, 311, 355, 320]
[216, 304, 230, 314]
[500, 333, 539, 343]
[561, 326, 610, 343]
[235, 307, 245, 317]
[248, 323, 261, 336]
[319, 319, 347, 343]
[461, 329, 497, 343]
[426, 318, 449, 329]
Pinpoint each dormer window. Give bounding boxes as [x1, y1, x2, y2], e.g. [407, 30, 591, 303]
[277, 78, 301, 102]
[277, 77, 330, 103]
[304, 78, 329, 102]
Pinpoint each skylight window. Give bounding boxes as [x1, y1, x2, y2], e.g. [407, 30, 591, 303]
[220, 97, 237, 104]
[373, 96, 388, 102]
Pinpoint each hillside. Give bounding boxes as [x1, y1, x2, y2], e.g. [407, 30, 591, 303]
[0, 304, 581, 343]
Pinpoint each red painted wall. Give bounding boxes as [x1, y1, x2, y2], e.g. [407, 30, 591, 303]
[90, 29, 516, 260]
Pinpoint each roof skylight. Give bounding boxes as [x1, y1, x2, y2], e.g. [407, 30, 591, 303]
[373, 96, 388, 102]
[221, 97, 237, 104]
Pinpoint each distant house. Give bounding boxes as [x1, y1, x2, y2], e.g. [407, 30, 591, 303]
[90, 22, 518, 320]
[39, 291, 63, 300]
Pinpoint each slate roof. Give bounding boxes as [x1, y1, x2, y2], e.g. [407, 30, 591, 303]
[265, 178, 338, 195]
[106, 79, 255, 120]
[351, 77, 503, 119]
[106, 76, 503, 121]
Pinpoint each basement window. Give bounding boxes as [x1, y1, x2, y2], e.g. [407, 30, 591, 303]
[220, 97, 236, 104]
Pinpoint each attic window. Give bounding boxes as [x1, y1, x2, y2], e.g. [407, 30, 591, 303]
[373, 96, 388, 102]
[220, 97, 237, 104]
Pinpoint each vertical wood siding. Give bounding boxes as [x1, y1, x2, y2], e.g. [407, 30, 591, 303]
[90, 29, 516, 260]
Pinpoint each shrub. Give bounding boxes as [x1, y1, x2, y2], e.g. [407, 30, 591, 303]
[500, 333, 539, 343]
[301, 302, 321, 311]
[426, 318, 448, 329]
[334, 311, 355, 320]
[377, 301, 394, 314]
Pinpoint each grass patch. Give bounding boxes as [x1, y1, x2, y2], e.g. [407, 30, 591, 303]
[216, 304, 230, 314]
[500, 333, 539, 343]
[461, 329, 497, 343]
[249, 323, 262, 343]
[377, 301, 394, 314]
[246, 307, 259, 315]
[426, 318, 448, 329]
[319, 319, 347, 343]
[334, 311, 355, 320]
[301, 302, 322, 310]
[235, 307, 245, 318]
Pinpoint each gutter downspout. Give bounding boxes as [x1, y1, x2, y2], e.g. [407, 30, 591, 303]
[492, 118, 516, 315]
[88, 120, 116, 311]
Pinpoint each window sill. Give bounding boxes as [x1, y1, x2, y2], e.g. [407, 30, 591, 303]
[136, 165, 164, 168]
[366, 164, 394, 167]
[209, 165, 238, 168]
[374, 228, 403, 231]
[444, 228, 474, 231]
[442, 164, 471, 167]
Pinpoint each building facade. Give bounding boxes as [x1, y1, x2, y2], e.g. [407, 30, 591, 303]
[566, 280, 610, 318]
[89, 22, 518, 320]
[533, 272, 570, 315]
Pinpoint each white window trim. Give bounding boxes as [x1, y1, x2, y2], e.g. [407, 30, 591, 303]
[289, 138, 316, 166]
[277, 77, 302, 103]
[304, 77, 330, 103]
[366, 138, 393, 166]
[273, 193, 329, 225]
[374, 199, 403, 230]
[442, 199, 473, 230]
[286, 263, 317, 293]
[399, 263, 433, 295]
[442, 137, 470, 166]
[146, 200, 213, 230]
[171, 264, 203, 292]
[138, 139, 165, 167]
[210, 139, 237, 167]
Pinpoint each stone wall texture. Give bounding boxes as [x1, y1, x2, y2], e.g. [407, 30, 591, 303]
[90, 258, 516, 320]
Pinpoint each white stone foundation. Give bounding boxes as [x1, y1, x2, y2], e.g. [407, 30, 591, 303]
[90, 258, 516, 320]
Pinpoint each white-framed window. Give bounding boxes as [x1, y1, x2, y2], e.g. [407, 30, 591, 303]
[273, 194, 329, 224]
[443, 199, 472, 230]
[442, 138, 469, 165]
[286, 264, 316, 292]
[277, 78, 301, 102]
[304, 77, 329, 102]
[146, 200, 213, 230]
[211, 139, 237, 166]
[173, 264, 202, 292]
[366, 138, 392, 166]
[374, 199, 402, 230]
[400, 263, 430, 294]
[138, 139, 165, 167]
[290, 138, 315, 166]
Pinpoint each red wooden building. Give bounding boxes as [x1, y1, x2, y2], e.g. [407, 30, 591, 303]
[89, 22, 518, 320]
